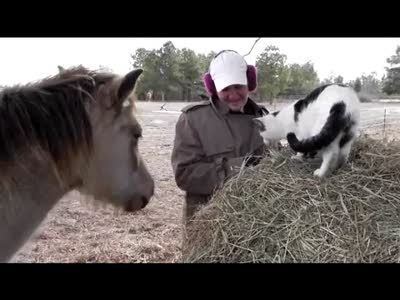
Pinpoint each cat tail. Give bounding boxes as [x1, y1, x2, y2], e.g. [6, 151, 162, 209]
[286, 101, 350, 153]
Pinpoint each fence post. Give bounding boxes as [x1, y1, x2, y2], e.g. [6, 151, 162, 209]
[383, 109, 387, 138]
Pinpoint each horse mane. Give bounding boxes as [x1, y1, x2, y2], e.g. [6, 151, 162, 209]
[0, 65, 117, 174]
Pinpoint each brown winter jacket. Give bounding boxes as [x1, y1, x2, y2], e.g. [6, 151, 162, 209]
[171, 96, 269, 217]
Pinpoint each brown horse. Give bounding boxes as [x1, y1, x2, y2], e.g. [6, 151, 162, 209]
[0, 65, 155, 262]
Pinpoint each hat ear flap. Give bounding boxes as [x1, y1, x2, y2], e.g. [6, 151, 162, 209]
[203, 73, 217, 96]
[247, 65, 257, 92]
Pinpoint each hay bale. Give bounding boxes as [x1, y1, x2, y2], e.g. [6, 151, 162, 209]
[183, 137, 400, 263]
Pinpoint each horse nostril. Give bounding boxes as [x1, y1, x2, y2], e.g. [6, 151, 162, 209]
[148, 177, 155, 195]
[141, 196, 149, 208]
[125, 202, 135, 212]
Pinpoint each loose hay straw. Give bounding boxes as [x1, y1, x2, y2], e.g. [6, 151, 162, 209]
[183, 136, 400, 263]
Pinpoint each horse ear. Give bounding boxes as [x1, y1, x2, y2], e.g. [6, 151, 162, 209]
[58, 65, 65, 73]
[117, 69, 143, 100]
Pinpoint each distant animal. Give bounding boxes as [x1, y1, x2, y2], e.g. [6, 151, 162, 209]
[146, 90, 153, 101]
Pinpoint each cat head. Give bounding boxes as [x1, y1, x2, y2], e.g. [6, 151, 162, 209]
[253, 111, 284, 145]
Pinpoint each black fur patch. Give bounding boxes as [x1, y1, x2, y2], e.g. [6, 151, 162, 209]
[329, 100, 346, 115]
[304, 151, 318, 159]
[287, 101, 350, 153]
[293, 84, 331, 122]
[339, 120, 356, 148]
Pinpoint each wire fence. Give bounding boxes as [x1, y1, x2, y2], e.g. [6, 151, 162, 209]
[359, 103, 400, 140]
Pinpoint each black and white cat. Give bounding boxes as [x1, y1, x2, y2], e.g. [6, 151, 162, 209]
[253, 84, 361, 178]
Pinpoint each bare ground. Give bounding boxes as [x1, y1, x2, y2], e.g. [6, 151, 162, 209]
[11, 101, 400, 263]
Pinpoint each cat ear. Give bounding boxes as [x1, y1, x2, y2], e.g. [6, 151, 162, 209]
[253, 118, 266, 131]
[272, 111, 280, 117]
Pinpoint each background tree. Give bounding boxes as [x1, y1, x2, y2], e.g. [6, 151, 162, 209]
[282, 61, 319, 96]
[256, 45, 289, 104]
[382, 45, 400, 95]
[178, 48, 202, 101]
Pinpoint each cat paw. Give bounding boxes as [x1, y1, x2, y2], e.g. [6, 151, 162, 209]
[291, 153, 304, 161]
[291, 155, 302, 161]
[313, 168, 322, 177]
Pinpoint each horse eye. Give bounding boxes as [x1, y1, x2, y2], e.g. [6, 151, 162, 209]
[130, 128, 142, 139]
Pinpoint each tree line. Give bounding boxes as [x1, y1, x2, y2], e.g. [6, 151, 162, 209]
[130, 42, 400, 102]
